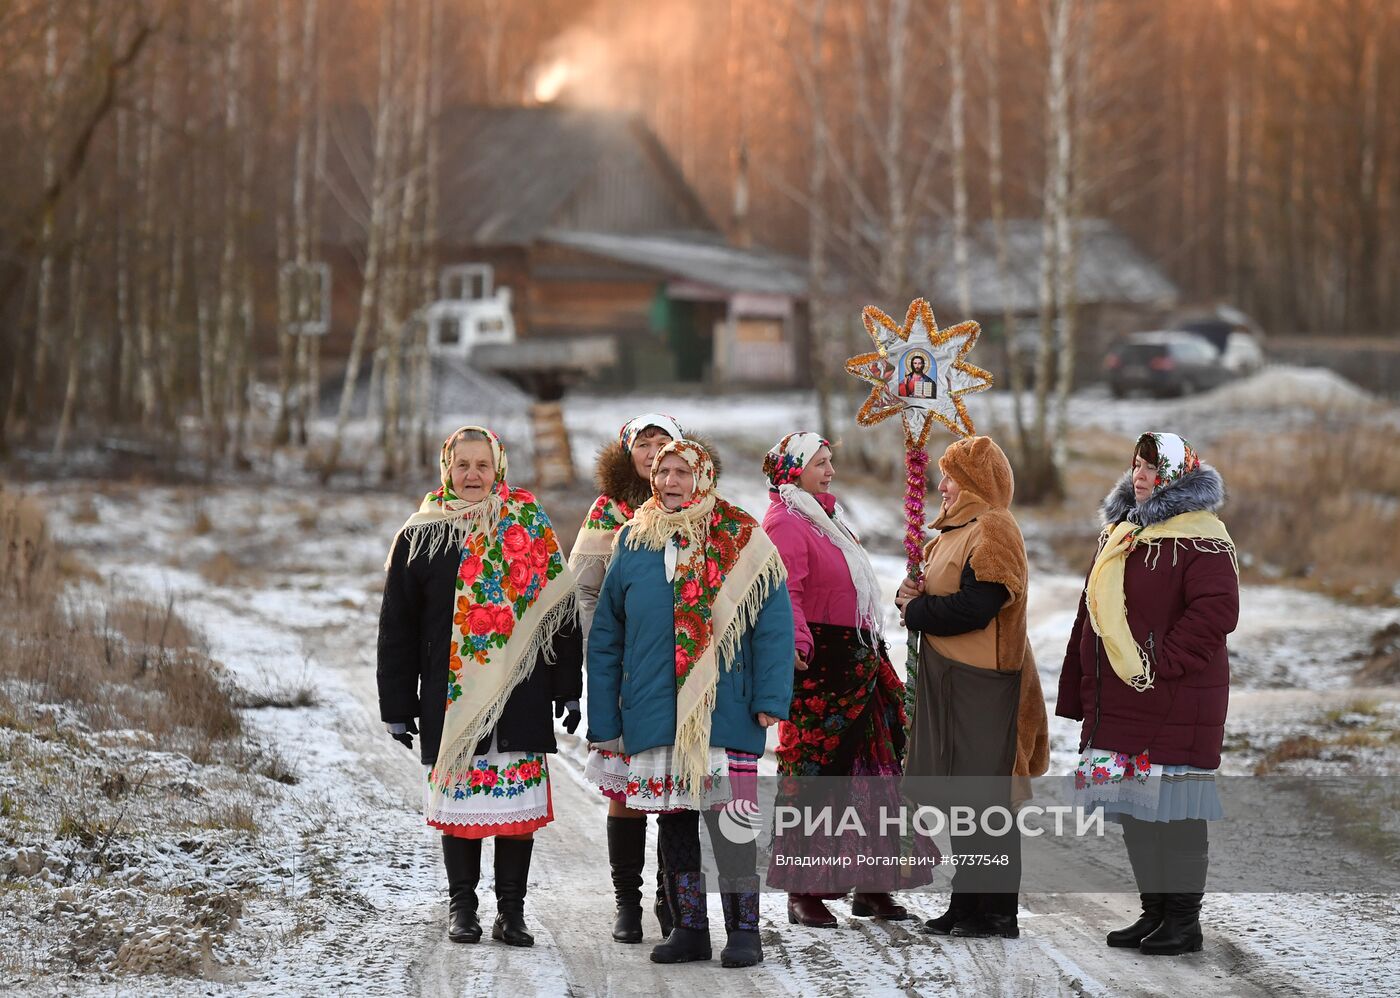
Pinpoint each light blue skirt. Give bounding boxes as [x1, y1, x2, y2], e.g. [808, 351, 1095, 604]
[1090, 765, 1224, 823]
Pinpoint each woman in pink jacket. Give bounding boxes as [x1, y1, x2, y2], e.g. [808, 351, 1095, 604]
[761, 432, 920, 928]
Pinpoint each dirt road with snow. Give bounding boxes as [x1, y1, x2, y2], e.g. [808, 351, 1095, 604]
[21, 483, 1398, 996]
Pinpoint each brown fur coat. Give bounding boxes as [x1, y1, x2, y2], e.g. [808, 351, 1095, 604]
[593, 434, 723, 509]
[932, 435, 1049, 779]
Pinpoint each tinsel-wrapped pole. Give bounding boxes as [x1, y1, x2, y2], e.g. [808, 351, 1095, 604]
[845, 298, 992, 735]
[903, 446, 928, 723]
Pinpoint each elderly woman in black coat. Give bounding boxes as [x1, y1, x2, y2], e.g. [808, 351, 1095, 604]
[378, 426, 582, 948]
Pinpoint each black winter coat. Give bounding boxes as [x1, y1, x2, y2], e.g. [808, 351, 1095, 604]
[377, 535, 583, 765]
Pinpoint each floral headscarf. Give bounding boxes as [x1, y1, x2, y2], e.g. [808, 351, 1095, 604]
[572, 415, 687, 565]
[764, 432, 883, 638]
[762, 431, 830, 489]
[388, 426, 577, 806]
[1136, 431, 1200, 496]
[620, 412, 685, 454]
[387, 426, 511, 569]
[624, 439, 786, 796]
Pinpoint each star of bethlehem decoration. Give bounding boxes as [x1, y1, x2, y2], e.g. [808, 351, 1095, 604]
[845, 297, 993, 448]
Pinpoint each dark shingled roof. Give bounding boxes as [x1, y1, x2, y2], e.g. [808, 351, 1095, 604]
[918, 219, 1178, 313]
[321, 104, 714, 248]
[541, 230, 808, 296]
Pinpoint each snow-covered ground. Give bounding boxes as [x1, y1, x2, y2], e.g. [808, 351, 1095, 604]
[4, 373, 1400, 994]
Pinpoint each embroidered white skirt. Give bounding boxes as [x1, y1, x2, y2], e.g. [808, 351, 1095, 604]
[425, 736, 553, 839]
[584, 744, 756, 812]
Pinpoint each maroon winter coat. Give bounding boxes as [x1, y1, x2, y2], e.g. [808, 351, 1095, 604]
[1056, 466, 1238, 770]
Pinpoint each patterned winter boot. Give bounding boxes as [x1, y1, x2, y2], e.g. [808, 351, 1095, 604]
[719, 879, 763, 968]
[649, 872, 712, 963]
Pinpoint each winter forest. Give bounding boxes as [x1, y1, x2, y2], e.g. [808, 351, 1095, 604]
[2, 0, 1399, 472]
[2, 0, 1399, 994]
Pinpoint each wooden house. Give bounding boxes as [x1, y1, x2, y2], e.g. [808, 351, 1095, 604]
[318, 105, 810, 388]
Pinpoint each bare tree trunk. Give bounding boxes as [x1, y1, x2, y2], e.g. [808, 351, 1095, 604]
[291, 0, 322, 447]
[803, 0, 834, 442]
[272, 0, 296, 447]
[52, 191, 88, 458]
[211, 0, 246, 458]
[410, 0, 443, 468]
[160, 206, 184, 426]
[1223, 8, 1243, 305]
[878, 0, 911, 301]
[949, 0, 972, 317]
[115, 105, 134, 422]
[1025, 0, 1073, 503]
[1053, 1, 1094, 464]
[135, 67, 161, 429]
[31, 0, 66, 422]
[382, 0, 432, 480]
[322, 1, 398, 482]
[984, 0, 1025, 460]
[304, 73, 328, 447]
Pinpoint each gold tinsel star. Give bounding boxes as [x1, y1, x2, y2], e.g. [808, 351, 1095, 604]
[845, 297, 993, 448]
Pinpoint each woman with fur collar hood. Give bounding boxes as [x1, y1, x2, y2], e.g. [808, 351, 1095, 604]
[569, 414, 719, 946]
[1058, 432, 1239, 957]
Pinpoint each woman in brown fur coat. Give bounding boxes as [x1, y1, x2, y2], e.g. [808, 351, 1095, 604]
[896, 435, 1049, 940]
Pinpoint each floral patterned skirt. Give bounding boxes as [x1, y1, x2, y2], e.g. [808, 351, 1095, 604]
[425, 736, 553, 839]
[769, 624, 932, 894]
[1068, 746, 1223, 823]
[585, 745, 757, 813]
[776, 623, 908, 778]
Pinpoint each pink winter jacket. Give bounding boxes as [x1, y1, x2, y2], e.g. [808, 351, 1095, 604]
[762, 491, 862, 660]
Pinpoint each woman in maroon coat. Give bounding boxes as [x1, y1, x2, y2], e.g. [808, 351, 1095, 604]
[1058, 432, 1238, 956]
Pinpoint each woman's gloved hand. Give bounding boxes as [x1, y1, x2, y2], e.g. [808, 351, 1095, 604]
[385, 719, 419, 751]
[555, 699, 582, 734]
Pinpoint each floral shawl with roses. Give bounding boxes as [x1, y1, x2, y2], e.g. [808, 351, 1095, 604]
[622, 439, 787, 795]
[388, 426, 578, 795]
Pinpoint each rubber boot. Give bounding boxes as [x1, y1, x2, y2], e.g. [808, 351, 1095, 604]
[720, 880, 763, 968]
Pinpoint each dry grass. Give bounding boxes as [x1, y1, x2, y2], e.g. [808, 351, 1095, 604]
[0, 488, 242, 765]
[1253, 698, 1398, 775]
[1253, 735, 1328, 775]
[199, 551, 247, 587]
[1213, 424, 1400, 604]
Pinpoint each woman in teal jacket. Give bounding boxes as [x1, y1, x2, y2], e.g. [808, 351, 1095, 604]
[586, 439, 795, 970]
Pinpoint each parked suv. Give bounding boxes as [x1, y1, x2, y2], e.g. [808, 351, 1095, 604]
[1170, 303, 1271, 375]
[1104, 331, 1231, 398]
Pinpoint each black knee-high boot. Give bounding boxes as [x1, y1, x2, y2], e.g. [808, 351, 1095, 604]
[441, 835, 482, 943]
[607, 815, 646, 943]
[1107, 816, 1165, 948]
[1140, 819, 1207, 955]
[492, 837, 535, 947]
